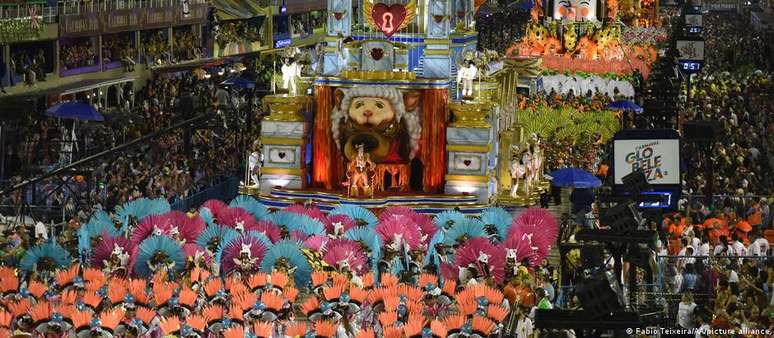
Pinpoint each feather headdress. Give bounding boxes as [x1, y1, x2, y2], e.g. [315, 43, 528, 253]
[344, 226, 382, 274]
[54, 264, 80, 289]
[376, 216, 422, 251]
[129, 214, 173, 249]
[114, 197, 170, 232]
[229, 195, 269, 221]
[253, 220, 281, 243]
[78, 210, 121, 254]
[443, 218, 487, 247]
[196, 224, 240, 255]
[0, 267, 18, 295]
[200, 199, 229, 221]
[285, 203, 330, 229]
[323, 239, 368, 275]
[20, 243, 72, 273]
[165, 210, 206, 244]
[131, 235, 185, 277]
[433, 210, 466, 229]
[326, 214, 356, 236]
[379, 206, 416, 222]
[329, 204, 378, 228]
[269, 211, 326, 237]
[91, 235, 133, 270]
[480, 207, 513, 242]
[221, 235, 266, 276]
[218, 207, 259, 233]
[454, 237, 506, 284]
[260, 240, 312, 286]
[502, 233, 540, 267]
[508, 208, 559, 263]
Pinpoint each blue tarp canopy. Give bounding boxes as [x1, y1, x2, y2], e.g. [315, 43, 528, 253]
[46, 102, 104, 121]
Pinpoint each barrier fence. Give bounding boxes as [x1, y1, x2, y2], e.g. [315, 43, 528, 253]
[170, 175, 241, 212]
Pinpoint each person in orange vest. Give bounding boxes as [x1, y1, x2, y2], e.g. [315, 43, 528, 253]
[746, 200, 763, 229]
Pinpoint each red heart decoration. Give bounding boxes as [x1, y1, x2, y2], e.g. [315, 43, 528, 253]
[463, 160, 472, 166]
[371, 48, 384, 61]
[372, 3, 407, 37]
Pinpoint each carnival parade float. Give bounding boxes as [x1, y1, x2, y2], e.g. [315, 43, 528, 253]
[245, 0, 553, 210]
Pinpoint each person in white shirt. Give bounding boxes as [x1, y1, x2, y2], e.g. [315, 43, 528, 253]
[747, 232, 770, 256]
[456, 60, 478, 98]
[730, 233, 747, 265]
[515, 309, 534, 338]
[677, 243, 696, 269]
[697, 234, 711, 257]
[676, 293, 697, 329]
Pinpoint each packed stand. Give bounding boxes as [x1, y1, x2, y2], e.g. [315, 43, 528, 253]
[0, 198, 561, 337]
[1, 72, 263, 226]
[8, 49, 48, 85]
[101, 34, 136, 71]
[173, 30, 202, 62]
[59, 40, 97, 70]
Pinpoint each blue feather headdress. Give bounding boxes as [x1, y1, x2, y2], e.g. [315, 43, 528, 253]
[229, 195, 269, 221]
[246, 231, 274, 249]
[423, 231, 445, 267]
[78, 211, 122, 256]
[433, 210, 466, 230]
[260, 240, 312, 287]
[199, 207, 217, 227]
[196, 225, 240, 254]
[114, 198, 171, 232]
[133, 236, 185, 277]
[343, 226, 382, 275]
[268, 211, 325, 237]
[20, 243, 72, 272]
[329, 205, 378, 228]
[443, 217, 487, 247]
[480, 207, 513, 242]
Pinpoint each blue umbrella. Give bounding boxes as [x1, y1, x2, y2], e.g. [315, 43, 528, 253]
[548, 168, 602, 188]
[606, 100, 643, 114]
[45, 102, 104, 121]
[220, 76, 255, 89]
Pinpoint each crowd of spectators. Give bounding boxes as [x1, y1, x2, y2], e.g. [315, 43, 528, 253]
[8, 48, 48, 85]
[141, 31, 171, 66]
[59, 39, 97, 70]
[172, 30, 202, 62]
[676, 13, 773, 199]
[102, 33, 136, 71]
[1, 71, 263, 224]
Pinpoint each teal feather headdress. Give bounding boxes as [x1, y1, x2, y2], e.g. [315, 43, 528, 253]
[196, 225, 240, 254]
[133, 236, 185, 277]
[329, 205, 378, 228]
[268, 211, 325, 237]
[20, 243, 72, 272]
[443, 217, 487, 246]
[114, 198, 171, 232]
[480, 207, 512, 242]
[229, 195, 269, 221]
[260, 240, 312, 287]
[78, 211, 122, 255]
[433, 210, 466, 230]
[343, 226, 382, 275]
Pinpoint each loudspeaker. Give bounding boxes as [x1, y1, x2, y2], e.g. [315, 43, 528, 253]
[621, 170, 650, 195]
[574, 272, 625, 318]
[581, 246, 605, 269]
[683, 120, 719, 141]
[600, 203, 643, 233]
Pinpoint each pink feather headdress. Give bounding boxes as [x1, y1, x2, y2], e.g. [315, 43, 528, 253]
[166, 211, 205, 244]
[286, 204, 330, 228]
[508, 208, 558, 263]
[254, 220, 281, 243]
[201, 199, 228, 219]
[218, 207, 259, 233]
[323, 239, 368, 275]
[92, 235, 133, 269]
[130, 214, 173, 248]
[379, 206, 416, 222]
[220, 236, 266, 275]
[303, 235, 331, 252]
[326, 214, 356, 236]
[376, 216, 422, 251]
[454, 237, 506, 284]
[501, 235, 540, 267]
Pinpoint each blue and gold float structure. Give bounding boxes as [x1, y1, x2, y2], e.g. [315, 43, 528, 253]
[243, 0, 548, 211]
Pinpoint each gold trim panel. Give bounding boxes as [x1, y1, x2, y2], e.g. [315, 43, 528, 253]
[340, 70, 417, 81]
[261, 137, 304, 146]
[262, 168, 304, 175]
[446, 144, 492, 153]
[445, 175, 490, 183]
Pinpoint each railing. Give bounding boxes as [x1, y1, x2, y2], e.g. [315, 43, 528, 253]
[170, 175, 241, 212]
[702, 0, 743, 12]
[0, 3, 57, 23]
[58, 0, 209, 15]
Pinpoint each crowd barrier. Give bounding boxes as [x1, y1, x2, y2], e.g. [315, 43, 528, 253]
[169, 175, 241, 212]
[655, 255, 769, 294]
[57, 0, 208, 14]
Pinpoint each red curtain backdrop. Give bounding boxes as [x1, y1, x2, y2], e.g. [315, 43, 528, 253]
[312, 86, 334, 189]
[420, 89, 448, 193]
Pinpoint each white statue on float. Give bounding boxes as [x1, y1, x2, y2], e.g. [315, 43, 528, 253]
[457, 60, 478, 99]
[281, 51, 303, 96]
[522, 148, 534, 195]
[248, 141, 263, 187]
[510, 152, 526, 198]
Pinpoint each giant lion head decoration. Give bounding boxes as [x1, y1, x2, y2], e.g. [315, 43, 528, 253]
[331, 86, 421, 163]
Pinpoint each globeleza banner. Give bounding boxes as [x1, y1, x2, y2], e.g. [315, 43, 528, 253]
[614, 139, 680, 185]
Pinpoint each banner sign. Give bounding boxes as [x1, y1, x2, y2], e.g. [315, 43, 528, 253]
[614, 139, 680, 185]
[60, 12, 101, 37]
